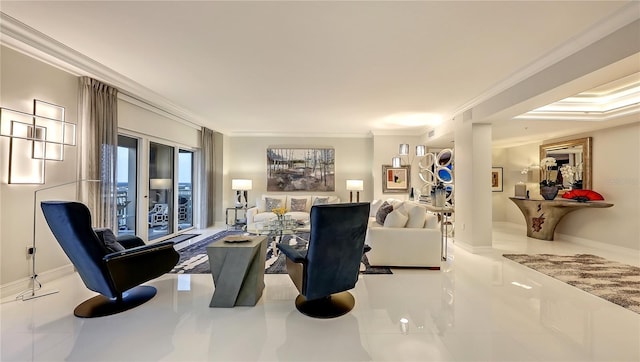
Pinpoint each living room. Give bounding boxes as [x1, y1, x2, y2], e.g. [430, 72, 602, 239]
[1, 2, 639, 361]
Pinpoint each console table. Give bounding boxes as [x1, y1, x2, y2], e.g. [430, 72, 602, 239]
[509, 197, 613, 241]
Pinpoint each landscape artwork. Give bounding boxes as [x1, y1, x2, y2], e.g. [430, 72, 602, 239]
[267, 147, 335, 191]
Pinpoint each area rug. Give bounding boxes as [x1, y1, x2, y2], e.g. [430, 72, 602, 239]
[503, 253, 640, 314]
[171, 230, 392, 275]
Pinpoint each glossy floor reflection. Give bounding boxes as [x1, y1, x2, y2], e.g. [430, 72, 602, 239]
[2, 223, 639, 361]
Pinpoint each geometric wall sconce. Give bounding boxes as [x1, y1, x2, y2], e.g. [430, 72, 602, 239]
[1, 100, 76, 184]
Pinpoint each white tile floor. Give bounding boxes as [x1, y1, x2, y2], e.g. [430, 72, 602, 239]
[1, 223, 639, 362]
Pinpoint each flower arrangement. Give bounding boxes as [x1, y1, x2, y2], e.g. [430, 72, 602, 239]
[539, 157, 557, 187]
[272, 207, 287, 217]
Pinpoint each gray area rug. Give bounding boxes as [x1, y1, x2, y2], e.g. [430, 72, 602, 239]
[503, 253, 640, 314]
[171, 230, 392, 275]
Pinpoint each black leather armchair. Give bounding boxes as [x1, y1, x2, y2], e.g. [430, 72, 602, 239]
[41, 201, 179, 318]
[277, 202, 370, 318]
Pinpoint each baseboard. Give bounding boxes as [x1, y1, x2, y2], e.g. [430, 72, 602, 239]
[496, 222, 639, 261]
[493, 221, 526, 231]
[453, 240, 493, 254]
[555, 232, 640, 257]
[0, 263, 74, 300]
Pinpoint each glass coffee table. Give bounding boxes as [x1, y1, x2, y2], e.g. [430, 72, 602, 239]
[246, 219, 310, 256]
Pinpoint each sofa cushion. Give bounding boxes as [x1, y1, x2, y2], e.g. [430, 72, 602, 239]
[286, 211, 310, 223]
[289, 197, 310, 212]
[311, 195, 340, 205]
[375, 202, 394, 225]
[369, 199, 383, 217]
[97, 228, 125, 253]
[406, 205, 427, 228]
[387, 198, 404, 209]
[253, 212, 277, 223]
[383, 209, 408, 228]
[424, 213, 438, 229]
[256, 195, 287, 212]
[313, 197, 328, 205]
[265, 196, 285, 211]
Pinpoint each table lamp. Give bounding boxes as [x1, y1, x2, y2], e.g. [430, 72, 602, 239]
[232, 179, 252, 208]
[346, 179, 364, 203]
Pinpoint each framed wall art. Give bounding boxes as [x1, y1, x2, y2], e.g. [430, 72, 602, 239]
[492, 167, 503, 192]
[266, 147, 335, 191]
[382, 165, 410, 193]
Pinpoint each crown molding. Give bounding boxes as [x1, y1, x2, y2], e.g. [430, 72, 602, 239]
[0, 12, 204, 130]
[449, 2, 640, 120]
[369, 128, 429, 137]
[228, 131, 372, 138]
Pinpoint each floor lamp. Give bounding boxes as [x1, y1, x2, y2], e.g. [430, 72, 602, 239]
[16, 179, 100, 301]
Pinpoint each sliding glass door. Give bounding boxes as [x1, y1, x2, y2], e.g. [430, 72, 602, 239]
[116, 135, 138, 236]
[178, 149, 194, 230]
[118, 132, 197, 240]
[148, 142, 175, 240]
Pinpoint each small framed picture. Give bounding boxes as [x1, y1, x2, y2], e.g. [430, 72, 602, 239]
[492, 167, 503, 192]
[382, 165, 410, 193]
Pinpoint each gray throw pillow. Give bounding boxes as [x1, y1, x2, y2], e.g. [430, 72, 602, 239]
[313, 197, 329, 205]
[265, 197, 283, 211]
[375, 202, 394, 225]
[100, 228, 125, 253]
[290, 198, 307, 212]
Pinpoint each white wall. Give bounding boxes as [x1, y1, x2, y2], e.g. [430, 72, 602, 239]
[499, 142, 540, 224]
[225, 136, 372, 215]
[1, 46, 79, 289]
[0, 46, 205, 292]
[494, 122, 640, 251]
[371, 134, 428, 202]
[118, 99, 200, 149]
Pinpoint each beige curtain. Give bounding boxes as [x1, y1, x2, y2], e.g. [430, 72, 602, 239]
[78, 77, 118, 229]
[200, 127, 215, 227]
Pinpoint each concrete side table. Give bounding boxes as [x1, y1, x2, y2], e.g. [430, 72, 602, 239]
[509, 197, 613, 240]
[207, 235, 267, 307]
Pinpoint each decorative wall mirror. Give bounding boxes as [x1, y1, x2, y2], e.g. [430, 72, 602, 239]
[540, 137, 592, 190]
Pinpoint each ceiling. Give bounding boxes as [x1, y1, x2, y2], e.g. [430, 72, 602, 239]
[1, 1, 639, 146]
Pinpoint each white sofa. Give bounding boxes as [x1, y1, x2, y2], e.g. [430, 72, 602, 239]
[246, 194, 340, 228]
[364, 199, 442, 269]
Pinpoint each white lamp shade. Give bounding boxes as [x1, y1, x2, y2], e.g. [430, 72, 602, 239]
[346, 179, 364, 191]
[232, 179, 252, 190]
[392, 156, 402, 168]
[416, 145, 426, 156]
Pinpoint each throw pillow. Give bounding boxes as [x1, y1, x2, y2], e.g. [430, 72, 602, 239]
[424, 213, 438, 229]
[265, 197, 283, 211]
[369, 199, 382, 217]
[375, 201, 393, 225]
[313, 197, 329, 205]
[290, 198, 307, 212]
[406, 205, 427, 228]
[99, 228, 125, 253]
[383, 209, 409, 228]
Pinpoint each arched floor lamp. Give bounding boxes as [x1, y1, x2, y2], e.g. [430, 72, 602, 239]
[16, 179, 100, 301]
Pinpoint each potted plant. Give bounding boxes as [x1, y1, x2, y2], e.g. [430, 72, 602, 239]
[540, 157, 559, 200]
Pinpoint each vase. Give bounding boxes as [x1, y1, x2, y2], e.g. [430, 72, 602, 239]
[434, 185, 446, 207]
[540, 186, 559, 200]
